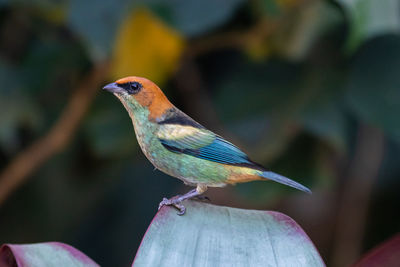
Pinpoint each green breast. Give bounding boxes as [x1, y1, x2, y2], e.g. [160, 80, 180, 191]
[130, 108, 230, 186]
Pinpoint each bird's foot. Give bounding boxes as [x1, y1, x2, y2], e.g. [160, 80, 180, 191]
[158, 187, 207, 215]
[158, 197, 186, 216]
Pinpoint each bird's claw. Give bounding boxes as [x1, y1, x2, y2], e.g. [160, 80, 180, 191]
[158, 197, 171, 210]
[158, 197, 186, 215]
[175, 204, 186, 215]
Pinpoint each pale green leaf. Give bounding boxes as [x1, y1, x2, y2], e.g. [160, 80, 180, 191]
[133, 201, 325, 267]
[0, 242, 99, 267]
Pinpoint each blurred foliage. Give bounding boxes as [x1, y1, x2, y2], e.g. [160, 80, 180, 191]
[111, 8, 184, 83]
[337, 0, 400, 52]
[149, 0, 245, 36]
[0, 0, 399, 266]
[346, 35, 400, 142]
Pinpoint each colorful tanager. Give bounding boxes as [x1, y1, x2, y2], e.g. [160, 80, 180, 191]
[103, 77, 311, 215]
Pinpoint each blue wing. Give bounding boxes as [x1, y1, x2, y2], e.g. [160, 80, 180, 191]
[157, 124, 262, 169]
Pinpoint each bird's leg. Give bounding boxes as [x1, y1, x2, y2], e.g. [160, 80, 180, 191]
[158, 184, 208, 215]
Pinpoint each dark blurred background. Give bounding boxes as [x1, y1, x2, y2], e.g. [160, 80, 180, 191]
[0, 0, 399, 266]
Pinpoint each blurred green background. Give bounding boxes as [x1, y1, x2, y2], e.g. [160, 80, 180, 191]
[0, 0, 399, 266]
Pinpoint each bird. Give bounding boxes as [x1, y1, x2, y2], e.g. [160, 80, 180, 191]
[103, 76, 311, 215]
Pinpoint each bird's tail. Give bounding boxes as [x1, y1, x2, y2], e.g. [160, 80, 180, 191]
[260, 171, 312, 194]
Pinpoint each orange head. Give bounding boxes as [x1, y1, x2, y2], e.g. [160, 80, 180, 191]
[103, 76, 173, 121]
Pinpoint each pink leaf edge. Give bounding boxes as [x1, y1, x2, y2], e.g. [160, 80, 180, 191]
[0, 242, 99, 267]
[354, 233, 400, 267]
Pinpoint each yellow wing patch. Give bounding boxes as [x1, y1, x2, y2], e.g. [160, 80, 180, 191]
[156, 124, 215, 149]
[157, 125, 201, 139]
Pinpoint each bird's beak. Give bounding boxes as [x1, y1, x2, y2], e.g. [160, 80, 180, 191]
[103, 82, 123, 94]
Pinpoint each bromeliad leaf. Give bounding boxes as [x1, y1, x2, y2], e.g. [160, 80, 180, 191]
[0, 242, 99, 267]
[133, 201, 325, 267]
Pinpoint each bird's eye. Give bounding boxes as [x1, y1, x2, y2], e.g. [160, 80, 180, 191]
[120, 81, 142, 94]
[129, 82, 142, 94]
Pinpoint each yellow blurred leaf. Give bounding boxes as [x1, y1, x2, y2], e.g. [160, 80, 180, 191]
[34, 3, 66, 25]
[245, 38, 271, 61]
[111, 9, 185, 84]
[277, 0, 305, 9]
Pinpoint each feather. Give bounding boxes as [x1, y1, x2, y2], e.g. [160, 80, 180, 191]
[261, 171, 311, 193]
[157, 124, 263, 169]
